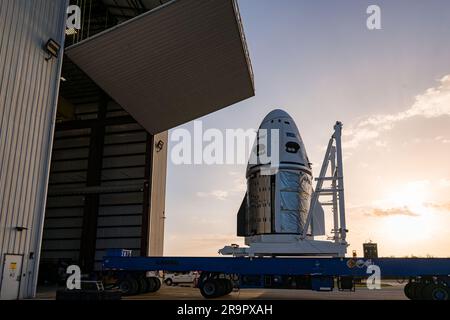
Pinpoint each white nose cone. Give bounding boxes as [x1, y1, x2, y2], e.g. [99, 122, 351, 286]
[247, 109, 311, 175]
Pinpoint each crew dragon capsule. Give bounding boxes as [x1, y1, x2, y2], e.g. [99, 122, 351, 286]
[221, 109, 348, 257]
[237, 109, 320, 237]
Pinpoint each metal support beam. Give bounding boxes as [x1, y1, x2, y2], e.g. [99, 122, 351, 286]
[79, 94, 108, 272]
[55, 115, 135, 130]
[140, 134, 154, 256]
[334, 122, 347, 242]
[302, 136, 334, 238]
[302, 122, 347, 245]
[330, 147, 339, 243]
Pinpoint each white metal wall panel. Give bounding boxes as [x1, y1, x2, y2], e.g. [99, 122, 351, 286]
[148, 131, 168, 256]
[0, 0, 68, 299]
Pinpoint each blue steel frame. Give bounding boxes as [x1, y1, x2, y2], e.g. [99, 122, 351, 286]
[103, 252, 450, 278]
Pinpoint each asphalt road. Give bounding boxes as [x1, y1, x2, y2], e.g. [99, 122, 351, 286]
[36, 283, 408, 300]
[124, 283, 408, 300]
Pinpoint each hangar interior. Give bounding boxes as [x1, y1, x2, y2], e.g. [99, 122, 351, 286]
[37, 0, 254, 284]
[38, 0, 171, 283]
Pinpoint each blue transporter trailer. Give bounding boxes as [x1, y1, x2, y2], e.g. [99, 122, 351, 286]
[102, 250, 450, 300]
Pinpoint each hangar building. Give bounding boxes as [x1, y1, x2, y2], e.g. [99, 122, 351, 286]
[0, 0, 254, 299]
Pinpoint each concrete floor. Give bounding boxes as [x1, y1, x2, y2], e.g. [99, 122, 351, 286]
[36, 283, 408, 300]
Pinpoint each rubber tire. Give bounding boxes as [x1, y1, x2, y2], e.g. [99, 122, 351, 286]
[430, 285, 449, 301]
[221, 279, 233, 295]
[200, 280, 224, 299]
[147, 277, 161, 292]
[137, 276, 148, 294]
[412, 283, 426, 300]
[119, 276, 139, 296]
[421, 283, 436, 300]
[146, 277, 156, 292]
[153, 277, 161, 292]
[216, 280, 226, 297]
[404, 282, 415, 300]
[165, 278, 173, 286]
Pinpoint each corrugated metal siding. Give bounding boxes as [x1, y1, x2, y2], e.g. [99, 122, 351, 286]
[42, 124, 91, 264]
[0, 0, 68, 299]
[96, 104, 148, 270]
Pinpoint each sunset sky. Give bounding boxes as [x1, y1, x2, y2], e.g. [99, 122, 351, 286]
[164, 0, 450, 258]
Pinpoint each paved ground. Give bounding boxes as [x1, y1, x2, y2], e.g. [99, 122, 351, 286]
[36, 283, 408, 300]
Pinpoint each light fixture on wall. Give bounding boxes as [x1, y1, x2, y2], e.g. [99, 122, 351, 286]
[65, 28, 78, 36]
[155, 140, 164, 152]
[44, 38, 61, 61]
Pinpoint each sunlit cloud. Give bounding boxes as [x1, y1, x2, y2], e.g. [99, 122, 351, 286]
[231, 177, 247, 193]
[374, 140, 388, 147]
[196, 172, 246, 201]
[196, 190, 229, 200]
[368, 206, 419, 217]
[358, 162, 370, 168]
[435, 136, 450, 144]
[373, 180, 431, 210]
[425, 202, 450, 212]
[344, 128, 379, 149]
[344, 74, 450, 149]
[438, 179, 450, 188]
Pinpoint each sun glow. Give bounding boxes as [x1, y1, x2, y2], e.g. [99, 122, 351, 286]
[372, 181, 440, 249]
[376, 180, 431, 212]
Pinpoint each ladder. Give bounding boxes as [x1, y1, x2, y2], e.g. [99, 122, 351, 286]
[302, 122, 347, 244]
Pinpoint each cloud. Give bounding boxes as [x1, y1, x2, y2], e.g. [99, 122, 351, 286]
[425, 202, 450, 211]
[358, 162, 370, 168]
[367, 206, 419, 217]
[344, 74, 450, 149]
[227, 171, 247, 191]
[196, 172, 246, 201]
[435, 136, 450, 144]
[231, 177, 246, 193]
[438, 179, 450, 188]
[196, 190, 229, 200]
[344, 128, 379, 149]
[375, 140, 388, 148]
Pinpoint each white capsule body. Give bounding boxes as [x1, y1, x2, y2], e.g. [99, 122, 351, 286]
[238, 109, 313, 236]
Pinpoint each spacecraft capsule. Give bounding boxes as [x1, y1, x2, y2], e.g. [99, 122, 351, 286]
[237, 109, 314, 236]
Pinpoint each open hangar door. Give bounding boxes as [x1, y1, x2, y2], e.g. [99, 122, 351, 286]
[39, 60, 168, 284]
[40, 102, 168, 284]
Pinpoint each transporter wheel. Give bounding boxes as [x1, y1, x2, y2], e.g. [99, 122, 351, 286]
[146, 277, 156, 292]
[165, 278, 173, 286]
[412, 283, 426, 300]
[200, 280, 224, 299]
[137, 276, 148, 294]
[429, 285, 449, 301]
[221, 279, 233, 295]
[119, 275, 139, 296]
[404, 282, 414, 300]
[152, 277, 161, 292]
[421, 283, 437, 300]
